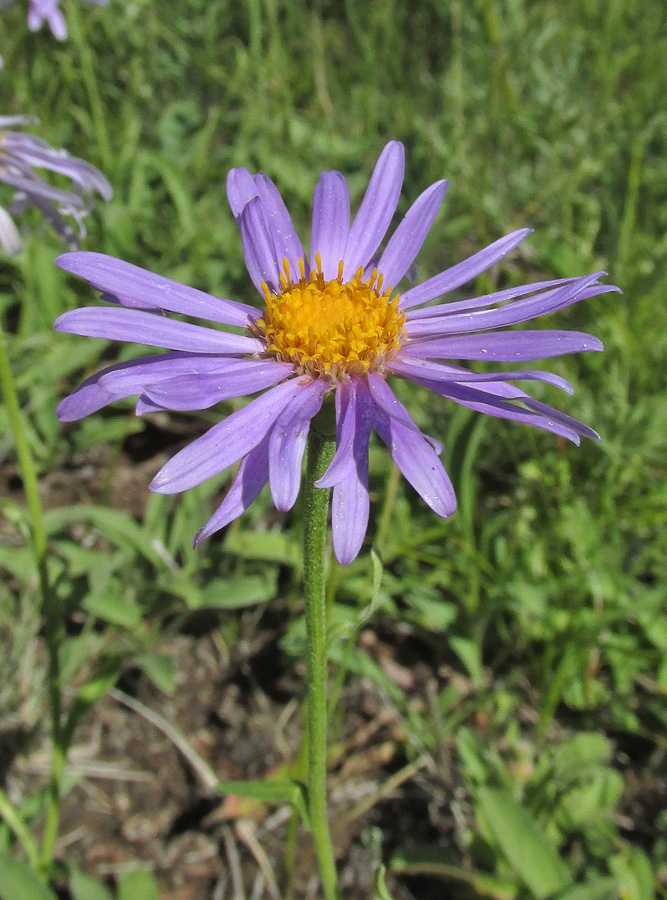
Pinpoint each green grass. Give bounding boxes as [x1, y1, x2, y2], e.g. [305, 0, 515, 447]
[1, 0, 666, 898]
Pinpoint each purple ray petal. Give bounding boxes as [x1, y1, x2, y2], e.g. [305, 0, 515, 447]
[377, 179, 448, 289]
[330, 379, 373, 565]
[14, 190, 81, 251]
[404, 274, 615, 337]
[400, 228, 532, 310]
[343, 141, 405, 278]
[56, 354, 181, 420]
[310, 171, 350, 280]
[399, 330, 603, 361]
[144, 360, 294, 411]
[57, 352, 234, 421]
[453, 378, 525, 399]
[4, 139, 112, 198]
[332, 474, 370, 565]
[254, 173, 306, 278]
[193, 436, 272, 547]
[0, 116, 37, 127]
[0, 206, 22, 257]
[150, 379, 303, 494]
[97, 353, 248, 394]
[371, 401, 456, 518]
[316, 380, 356, 488]
[54, 307, 262, 355]
[57, 380, 116, 421]
[226, 167, 258, 218]
[405, 277, 578, 321]
[269, 378, 329, 511]
[56, 252, 257, 328]
[421, 381, 583, 443]
[394, 361, 595, 440]
[47, 10, 66, 40]
[135, 395, 166, 416]
[366, 371, 443, 454]
[28, 1, 66, 38]
[361, 250, 383, 281]
[317, 377, 374, 490]
[2, 170, 86, 209]
[388, 357, 574, 393]
[521, 398, 600, 442]
[97, 291, 166, 311]
[238, 196, 282, 296]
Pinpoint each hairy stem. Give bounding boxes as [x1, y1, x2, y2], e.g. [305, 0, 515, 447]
[302, 407, 339, 900]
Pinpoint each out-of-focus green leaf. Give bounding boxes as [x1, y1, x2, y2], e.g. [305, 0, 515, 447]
[0, 547, 36, 582]
[44, 507, 166, 570]
[477, 787, 571, 898]
[557, 769, 624, 827]
[390, 846, 517, 899]
[449, 635, 485, 687]
[133, 653, 177, 695]
[64, 658, 123, 741]
[215, 779, 310, 829]
[456, 728, 496, 784]
[83, 593, 143, 629]
[59, 634, 105, 685]
[196, 574, 277, 610]
[69, 869, 114, 900]
[117, 868, 160, 900]
[223, 530, 301, 569]
[0, 855, 58, 900]
[557, 877, 618, 900]
[609, 848, 655, 900]
[404, 588, 457, 633]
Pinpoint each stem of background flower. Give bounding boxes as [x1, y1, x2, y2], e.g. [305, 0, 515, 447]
[66, 4, 113, 172]
[0, 329, 46, 571]
[0, 326, 63, 878]
[0, 787, 40, 871]
[302, 407, 340, 900]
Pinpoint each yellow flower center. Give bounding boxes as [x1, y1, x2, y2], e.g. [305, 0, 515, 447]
[254, 254, 406, 378]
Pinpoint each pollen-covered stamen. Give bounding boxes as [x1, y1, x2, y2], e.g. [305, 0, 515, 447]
[254, 256, 406, 377]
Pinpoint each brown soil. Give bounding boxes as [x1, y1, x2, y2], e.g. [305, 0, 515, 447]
[7, 626, 456, 900]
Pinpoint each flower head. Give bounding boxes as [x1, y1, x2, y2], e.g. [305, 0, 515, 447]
[0, 0, 108, 41]
[0, 114, 112, 256]
[55, 142, 618, 564]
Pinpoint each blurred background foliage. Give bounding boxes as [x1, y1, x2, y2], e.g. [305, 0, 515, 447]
[0, 0, 666, 898]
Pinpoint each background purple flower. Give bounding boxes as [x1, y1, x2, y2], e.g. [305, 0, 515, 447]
[0, 0, 108, 40]
[0, 114, 112, 255]
[55, 142, 618, 564]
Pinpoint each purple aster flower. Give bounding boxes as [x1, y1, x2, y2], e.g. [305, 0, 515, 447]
[55, 142, 618, 564]
[0, 0, 108, 41]
[0, 114, 112, 256]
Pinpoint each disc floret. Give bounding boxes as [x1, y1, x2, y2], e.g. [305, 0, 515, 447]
[254, 254, 406, 378]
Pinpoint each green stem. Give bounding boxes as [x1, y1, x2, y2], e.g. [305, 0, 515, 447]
[39, 735, 66, 875]
[302, 407, 339, 900]
[0, 326, 62, 877]
[0, 787, 40, 871]
[0, 330, 46, 562]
